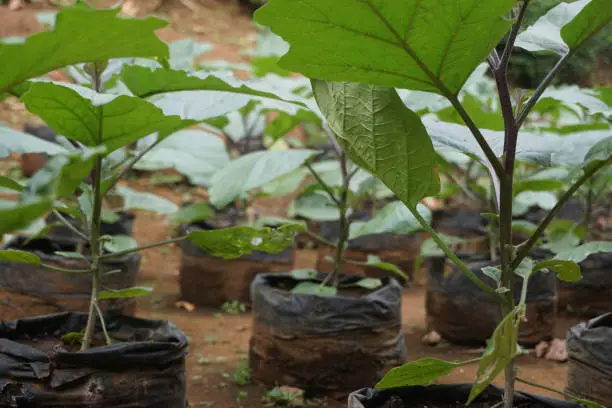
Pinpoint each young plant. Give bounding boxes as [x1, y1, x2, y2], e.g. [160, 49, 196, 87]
[0, 3, 305, 350]
[255, 0, 611, 406]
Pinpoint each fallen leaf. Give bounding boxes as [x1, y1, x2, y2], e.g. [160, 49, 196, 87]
[421, 330, 442, 346]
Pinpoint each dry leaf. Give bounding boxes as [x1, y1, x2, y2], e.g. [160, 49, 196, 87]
[421, 330, 442, 346]
[174, 300, 195, 312]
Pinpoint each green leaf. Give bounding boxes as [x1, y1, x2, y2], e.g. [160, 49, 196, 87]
[121, 65, 308, 108]
[115, 186, 179, 214]
[0, 249, 41, 265]
[289, 191, 340, 221]
[103, 235, 138, 253]
[171, 203, 214, 224]
[290, 268, 318, 280]
[21, 149, 102, 202]
[186, 223, 304, 259]
[375, 358, 464, 389]
[292, 282, 337, 297]
[353, 254, 408, 282]
[209, 149, 317, 208]
[561, 0, 612, 53]
[312, 81, 439, 207]
[554, 241, 612, 263]
[21, 82, 194, 153]
[99, 286, 153, 300]
[264, 109, 321, 140]
[0, 200, 52, 235]
[133, 130, 230, 187]
[512, 220, 538, 236]
[55, 251, 87, 260]
[349, 202, 430, 240]
[468, 309, 519, 404]
[481, 266, 501, 283]
[0, 176, 24, 192]
[419, 234, 466, 257]
[0, 5, 169, 92]
[355, 277, 383, 290]
[534, 260, 581, 282]
[582, 136, 612, 169]
[514, 178, 565, 195]
[0, 125, 67, 158]
[256, 0, 515, 94]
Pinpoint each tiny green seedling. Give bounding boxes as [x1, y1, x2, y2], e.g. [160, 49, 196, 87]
[220, 300, 247, 314]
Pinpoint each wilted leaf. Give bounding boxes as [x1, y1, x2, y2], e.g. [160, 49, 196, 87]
[99, 286, 153, 300]
[0, 249, 41, 265]
[0, 5, 169, 92]
[187, 223, 304, 259]
[375, 358, 464, 389]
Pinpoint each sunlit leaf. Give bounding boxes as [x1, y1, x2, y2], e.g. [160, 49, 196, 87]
[103, 235, 138, 253]
[99, 286, 153, 300]
[349, 202, 430, 240]
[376, 358, 464, 389]
[555, 241, 612, 263]
[0, 249, 41, 265]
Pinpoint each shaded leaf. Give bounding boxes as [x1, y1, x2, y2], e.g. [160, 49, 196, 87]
[187, 223, 304, 259]
[99, 286, 153, 300]
[256, 0, 515, 94]
[0, 249, 41, 265]
[103, 235, 138, 253]
[209, 149, 317, 208]
[348, 255, 408, 282]
[376, 358, 463, 389]
[292, 282, 337, 297]
[534, 259, 581, 282]
[0, 5, 168, 92]
[115, 186, 179, 214]
[349, 202, 430, 240]
[0, 176, 23, 192]
[171, 203, 214, 224]
[312, 81, 439, 206]
[555, 241, 612, 263]
[290, 268, 318, 280]
[0, 200, 53, 235]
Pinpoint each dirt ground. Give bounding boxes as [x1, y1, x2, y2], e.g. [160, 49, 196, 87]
[0, 1, 592, 407]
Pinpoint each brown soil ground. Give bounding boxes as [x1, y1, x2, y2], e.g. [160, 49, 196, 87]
[0, 2, 593, 407]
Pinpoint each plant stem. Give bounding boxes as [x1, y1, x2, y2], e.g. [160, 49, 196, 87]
[40, 263, 90, 274]
[93, 301, 112, 346]
[99, 236, 186, 260]
[52, 209, 89, 241]
[104, 138, 162, 194]
[327, 152, 350, 288]
[304, 161, 342, 207]
[499, 0, 530, 69]
[515, 52, 572, 128]
[305, 231, 337, 248]
[584, 179, 593, 241]
[408, 206, 501, 299]
[511, 158, 612, 270]
[81, 63, 105, 351]
[515, 377, 583, 402]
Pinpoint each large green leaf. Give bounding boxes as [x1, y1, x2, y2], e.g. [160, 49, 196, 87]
[0, 176, 24, 192]
[349, 202, 430, 240]
[255, 0, 515, 94]
[133, 130, 230, 187]
[555, 241, 612, 263]
[0, 125, 68, 158]
[209, 149, 317, 208]
[99, 286, 153, 300]
[515, 0, 611, 56]
[538, 86, 611, 118]
[376, 358, 464, 389]
[0, 249, 41, 265]
[21, 82, 194, 153]
[312, 81, 439, 206]
[582, 135, 612, 168]
[0, 5, 168, 92]
[186, 223, 304, 259]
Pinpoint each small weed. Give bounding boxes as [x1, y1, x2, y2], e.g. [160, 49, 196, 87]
[236, 390, 248, 406]
[220, 300, 247, 314]
[263, 386, 305, 407]
[205, 334, 217, 345]
[222, 361, 251, 385]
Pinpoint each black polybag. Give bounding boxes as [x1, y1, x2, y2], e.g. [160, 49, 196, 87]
[348, 384, 581, 408]
[251, 273, 405, 335]
[567, 313, 612, 377]
[0, 312, 187, 407]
